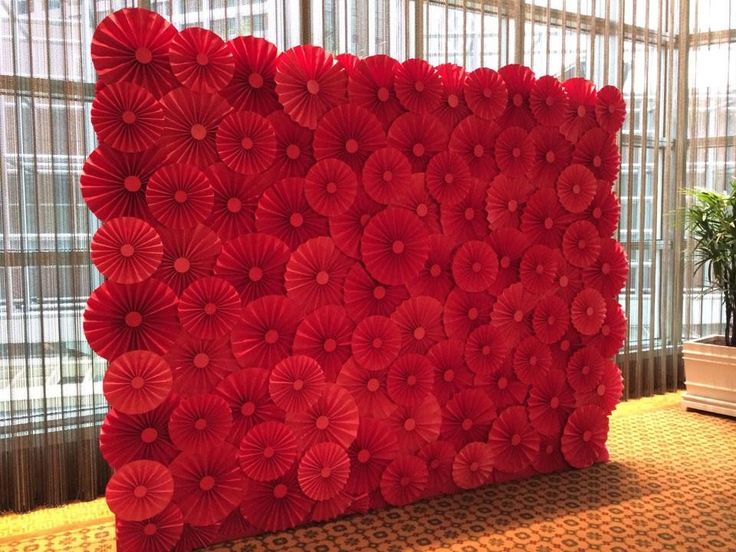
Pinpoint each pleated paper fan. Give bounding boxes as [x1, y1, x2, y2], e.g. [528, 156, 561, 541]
[560, 77, 598, 143]
[528, 126, 574, 188]
[406, 234, 455, 301]
[439, 178, 491, 243]
[275, 45, 348, 130]
[380, 455, 429, 506]
[216, 110, 277, 176]
[204, 162, 258, 241]
[448, 115, 501, 179]
[284, 236, 353, 312]
[490, 282, 538, 345]
[174, 523, 221, 552]
[433, 63, 471, 131]
[304, 158, 359, 216]
[238, 421, 298, 481]
[464, 324, 510, 374]
[297, 442, 350, 501]
[362, 147, 413, 205]
[213, 233, 290, 304]
[240, 469, 313, 532]
[268, 110, 315, 178]
[494, 126, 534, 178]
[391, 173, 443, 234]
[519, 188, 572, 249]
[452, 240, 499, 293]
[519, 244, 559, 295]
[562, 220, 602, 268]
[584, 299, 626, 358]
[452, 442, 494, 490]
[91, 217, 163, 284]
[596, 85, 627, 134]
[346, 417, 398, 494]
[336, 52, 359, 77]
[221, 36, 280, 115]
[311, 490, 352, 522]
[91, 8, 178, 97]
[343, 263, 409, 322]
[391, 296, 445, 355]
[557, 163, 598, 214]
[91, 81, 164, 153]
[166, 333, 237, 396]
[561, 404, 609, 469]
[417, 440, 457, 496]
[582, 238, 628, 298]
[255, 176, 329, 250]
[115, 502, 184, 552]
[386, 354, 435, 407]
[329, 189, 384, 260]
[566, 345, 606, 392]
[571, 287, 607, 336]
[486, 227, 529, 295]
[218, 509, 259, 541]
[106, 459, 174, 522]
[84, 279, 179, 361]
[529, 75, 569, 127]
[553, 251, 585, 303]
[464, 67, 507, 121]
[512, 336, 553, 386]
[170, 444, 243, 525]
[387, 396, 442, 454]
[154, 224, 221, 296]
[573, 127, 621, 182]
[574, 358, 623, 415]
[269, 355, 326, 413]
[169, 27, 234, 94]
[168, 394, 232, 453]
[485, 173, 534, 231]
[230, 295, 302, 369]
[425, 150, 473, 205]
[103, 350, 172, 415]
[551, 329, 583, 371]
[348, 54, 405, 130]
[532, 434, 568, 474]
[146, 163, 214, 230]
[497, 64, 536, 129]
[286, 384, 359, 449]
[336, 358, 395, 418]
[290, 307, 351, 382]
[387, 112, 449, 172]
[488, 405, 540, 473]
[178, 277, 240, 340]
[442, 289, 494, 341]
[351, 315, 402, 371]
[532, 295, 571, 345]
[440, 388, 496, 449]
[527, 369, 575, 436]
[587, 181, 620, 238]
[474, 360, 530, 410]
[394, 58, 443, 114]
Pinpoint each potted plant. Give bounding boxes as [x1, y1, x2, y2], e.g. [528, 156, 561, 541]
[683, 181, 736, 416]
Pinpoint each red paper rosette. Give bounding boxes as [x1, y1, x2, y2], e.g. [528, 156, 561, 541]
[298, 442, 350, 500]
[533, 435, 568, 474]
[106, 459, 174, 522]
[582, 238, 628, 298]
[440, 175, 494, 243]
[441, 388, 496, 449]
[394, 59, 443, 113]
[167, 333, 237, 396]
[587, 182, 620, 238]
[387, 112, 449, 172]
[348, 54, 405, 130]
[452, 442, 494, 490]
[351, 315, 402, 371]
[221, 36, 280, 115]
[169, 27, 234, 94]
[494, 126, 534, 177]
[343, 263, 409, 321]
[216, 111, 277, 176]
[240, 469, 313, 532]
[528, 126, 573, 188]
[238, 421, 298, 481]
[346, 418, 398, 494]
[116, 503, 184, 552]
[146, 164, 214, 229]
[448, 115, 501, 179]
[490, 282, 538, 344]
[488, 405, 540, 473]
[154, 224, 221, 296]
[275, 45, 347, 130]
[293, 305, 354, 382]
[529, 75, 569, 127]
[585, 300, 626, 358]
[560, 78, 597, 143]
[486, 227, 529, 295]
[532, 295, 571, 345]
[91, 82, 164, 153]
[329, 189, 383, 260]
[561, 404, 609, 468]
[175, 523, 221, 551]
[203, 163, 258, 241]
[391, 296, 445, 355]
[551, 328, 581, 372]
[304, 158, 359, 216]
[527, 369, 575, 436]
[465, 324, 510, 374]
[474, 359, 529, 410]
[554, 252, 585, 303]
[485, 174, 533, 230]
[386, 354, 435, 406]
[566, 345, 606, 392]
[213, 233, 290, 304]
[362, 147, 412, 205]
[426, 150, 473, 204]
[170, 444, 242, 525]
[464, 67, 507, 121]
[218, 509, 259, 541]
[575, 359, 623, 415]
[418, 441, 457, 496]
[519, 244, 559, 295]
[103, 350, 172, 415]
[497, 64, 536, 129]
[391, 173, 443, 234]
[573, 127, 621, 182]
[433, 63, 471, 131]
[387, 396, 442, 453]
[519, 188, 571, 249]
[562, 220, 602, 268]
[178, 277, 240, 340]
[513, 336, 552, 386]
[268, 110, 315, 178]
[557, 163, 598, 214]
[269, 355, 326, 413]
[442, 289, 494, 340]
[311, 490, 352, 522]
[255, 177, 329, 250]
[571, 287, 607, 336]
[168, 393, 232, 453]
[452, 240, 499, 292]
[379, 455, 429, 506]
[286, 384, 359, 449]
[427, 340, 473, 405]
[84, 279, 179, 361]
[336, 359, 395, 419]
[596, 85, 627, 134]
[91, 217, 163, 284]
[230, 295, 301, 369]
[91, 8, 177, 97]
[406, 234, 455, 300]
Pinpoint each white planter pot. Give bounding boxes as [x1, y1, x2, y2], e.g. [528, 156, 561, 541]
[682, 335, 736, 417]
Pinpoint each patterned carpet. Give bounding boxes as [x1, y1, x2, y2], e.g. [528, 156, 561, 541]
[1, 393, 735, 551]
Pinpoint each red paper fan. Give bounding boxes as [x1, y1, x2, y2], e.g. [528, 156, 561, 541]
[596, 85, 627, 134]
[231, 295, 301, 369]
[343, 263, 409, 322]
[348, 54, 405, 130]
[311, 490, 352, 522]
[587, 181, 620, 238]
[154, 224, 221, 296]
[391, 296, 445, 355]
[218, 509, 259, 541]
[214, 369, 285, 446]
[452, 240, 499, 293]
[103, 350, 172, 415]
[571, 288, 607, 336]
[203, 162, 257, 241]
[116, 502, 184, 552]
[527, 369, 574, 437]
[275, 45, 348, 130]
[346, 417, 398, 494]
[170, 444, 242, 525]
[146, 164, 213, 229]
[406, 234, 455, 301]
[497, 64, 536, 129]
[427, 340, 473, 405]
[91, 82, 164, 153]
[551, 328, 582, 372]
[585, 299, 626, 358]
[533, 434, 568, 474]
[452, 442, 494, 490]
[485, 173, 533, 230]
[169, 27, 234, 94]
[380, 455, 429, 506]
[519, 244, 559, 295]
[387, 396, 442, 454]
[213, 233, 290, 304]
[169, 394, 232, 453]
[465, 324, 510, 374]
[486, 227, 529, 295]
[240, 469, 313, 532]
[91, 217, 162, 284]
[351, 315, 402, 371]
[84, 279, 179, 361]
[106, 459, 174, 522]
[167, 333, 237, 396]
[216, 110, 276, 176]
[268, 110, 315, 178]
[532, 295, 571, 345]
[573, 127, 621, 182]
[304, 158, 359, 216]
[286, 384, 359, 449]
[336, 53, 359, 76]
[425, 150, 473, 205]
[80, 145, 165, 222]
[529, 75, 569, 127]
[448, 115, 501, 179]
[91, 8, 178, 97]
[221, 36, 280, 115]
[178, 277, 240, 340]
[575, 358, 623, 415]
[297, 442, 350, 500]
[329, 189, 383, 260]
[464, 67, 507, 121]
[174, 523, 221, 552]
[561, 404, 609, 469]
[442, 289, 494, 340]
[560, 78, 597, 143]
[99, 396, 179, 469]
[284, 236, 352, 312]
[494, 126, 534, 178]
[255, 176, 329, 250]
[361, 207, 430, 286]
[566, 345, 606, 392]
[488, 405, 540, 473]
[238, 421, 298, 481]
[527, 126, 573, 188]
[269, 355, 326, 413]
[490, 282, 538, 345]
[474, 360, 529, 410]
[417, 441, 457, 496]
[386, 354, 434, 407]
[336, 359, 395, 419]
[294, 305, 354, 382]
[387, 112, 449, 172]
[391, 173, 442, 234]
[362, 147, 413, 205]
[557, 163, 598, 214]
[441, 388, 496, 449]
[554, 252, 585, 303]
[394, 58, 443, 113]
[519, 188, 571, 249]
[513, 336, 552, 386]
[433, 63, 471, 131]
[562, 220, 602, 268]
[582, 238, 628, 298]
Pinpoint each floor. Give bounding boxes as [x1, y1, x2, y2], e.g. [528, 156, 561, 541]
[1, 393, 735, 551]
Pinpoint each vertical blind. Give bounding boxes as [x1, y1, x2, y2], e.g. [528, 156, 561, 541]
[0, 0, 731, 511]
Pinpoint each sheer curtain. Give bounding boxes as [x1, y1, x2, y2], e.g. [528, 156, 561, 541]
[0, 0, 730, 511]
